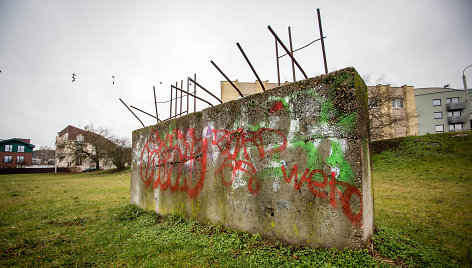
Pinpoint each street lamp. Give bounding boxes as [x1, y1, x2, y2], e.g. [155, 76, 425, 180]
[463, 64, 472, 130]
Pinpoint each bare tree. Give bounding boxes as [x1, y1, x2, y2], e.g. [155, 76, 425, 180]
[106, 136, 131, 170]
[368, 86, 401, 140]
[363, 74, 417, 140]
[37, 146, 55, 164]
[81, 125, 115, 169]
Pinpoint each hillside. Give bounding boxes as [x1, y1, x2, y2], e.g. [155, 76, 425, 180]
[371, 131, 472, 266]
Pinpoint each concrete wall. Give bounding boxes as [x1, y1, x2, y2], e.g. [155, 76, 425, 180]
[131, 67, 374, 249]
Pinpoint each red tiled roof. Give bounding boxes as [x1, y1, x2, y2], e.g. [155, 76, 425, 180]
[58, 125, 87, 140]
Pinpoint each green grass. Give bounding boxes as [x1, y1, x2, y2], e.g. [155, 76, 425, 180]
[0, 131, 471, 267]
[0, 170, 376, 267]
[371, 131, 472, 267]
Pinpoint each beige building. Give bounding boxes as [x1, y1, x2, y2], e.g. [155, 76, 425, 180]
[221, 80, 289, 103]
[221, 81, 418, 140]
[367, 85, 418, 140]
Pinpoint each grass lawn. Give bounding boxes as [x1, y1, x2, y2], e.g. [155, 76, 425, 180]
[0, 131, 471, 267]
[371, 131, 472, 267]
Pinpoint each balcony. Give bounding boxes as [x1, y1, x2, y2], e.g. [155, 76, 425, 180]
[447, 115, 468, 124]
[446, 102, 467, 110]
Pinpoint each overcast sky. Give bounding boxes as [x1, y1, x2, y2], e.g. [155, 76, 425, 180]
[1, 0, 471, 148]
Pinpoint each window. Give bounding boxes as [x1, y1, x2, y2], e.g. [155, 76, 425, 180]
[446, 97, 460, 105]
[5, 145, 12, 152]
[448, 110, 461, 119]
[17, 145, 25, 153]
[392, 98, 404, 109]
[435, 124, 444, 132]
[432, 99, 441, 106]
[17, 156, 24, 163]
[4, 156, 12, 163]
[434, 112, 443, 119]
[449, 124, 463, 132]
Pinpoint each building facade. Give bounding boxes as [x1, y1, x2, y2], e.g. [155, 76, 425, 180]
[221, 80, 288, 103]
[0, 138, 35, 168]
[367, 85, 419, 140]
[56, 125, 115, 171]
[415, 87, 472, 135]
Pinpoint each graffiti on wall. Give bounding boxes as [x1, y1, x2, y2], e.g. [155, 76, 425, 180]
[140, 127, 208, 198]
[139, 88, 363, 226]
[212, 127, 287, 195]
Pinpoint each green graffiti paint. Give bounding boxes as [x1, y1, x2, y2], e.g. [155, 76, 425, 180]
[247, 123, 262, 132]
[292, 140, 322, 170]
[325, 140, 354, 184]
[337, 113, 357, 133]
[319, 99, 335, 124]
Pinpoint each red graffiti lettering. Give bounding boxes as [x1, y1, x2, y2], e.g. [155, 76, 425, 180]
[282, 165, 362, 226]
[140, 128, 207, 198]
[139, 125, 363, 226]
[270, 101, 284, 113]
[213, 128, 287, 195]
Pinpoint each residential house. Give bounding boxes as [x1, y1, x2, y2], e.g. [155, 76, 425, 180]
[0, 138, 35, 168]
[55, 125, 116, 171]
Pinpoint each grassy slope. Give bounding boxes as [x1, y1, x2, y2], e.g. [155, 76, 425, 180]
[0, 131, 471, 267]
[371, 131, 472, 266]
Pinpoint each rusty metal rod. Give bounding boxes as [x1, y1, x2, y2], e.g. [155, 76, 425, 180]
[317, 8, 328, 74]
[162, 111, 188, 122]
[180, 80, 183, 115]
[170, 85, 173, 118]
[119, 98, 145, 128]
[169, 111, 188, 119]
[174, 82, 178, 118]
[186, 77, 190, 113]
[288, 26, 296, 82]
[188, 77, 223, 104]
[267, 25, 308, 79]
[193, 73, 196, 113]
[210, 60, 244, 98]
[236, 42, 266, 92]
[130, 105, 161, 122]
[275, 38, 280, 86]
[153, 86, 159, 124]
[171, 85, 214, 107]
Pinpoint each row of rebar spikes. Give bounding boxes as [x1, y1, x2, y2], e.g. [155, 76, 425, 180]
[120, 10, 328, 127]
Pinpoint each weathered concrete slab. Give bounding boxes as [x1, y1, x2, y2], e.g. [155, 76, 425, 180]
[131, 67, 374, 249]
